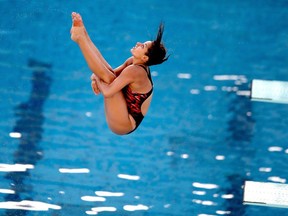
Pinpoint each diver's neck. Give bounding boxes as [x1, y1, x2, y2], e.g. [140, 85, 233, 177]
[132, 58, 146, 66]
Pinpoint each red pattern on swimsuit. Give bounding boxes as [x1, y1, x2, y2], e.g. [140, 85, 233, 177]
[123, 86, 153, 125]
[122, 64, 153, 128]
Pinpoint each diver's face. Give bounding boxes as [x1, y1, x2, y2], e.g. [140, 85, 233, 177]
[131, 41, 152, 58]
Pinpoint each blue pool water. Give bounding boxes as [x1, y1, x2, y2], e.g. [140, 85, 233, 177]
[0, 0, 288, 215]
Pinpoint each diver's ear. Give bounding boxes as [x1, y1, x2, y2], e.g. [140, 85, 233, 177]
[142, 55, 149, 63]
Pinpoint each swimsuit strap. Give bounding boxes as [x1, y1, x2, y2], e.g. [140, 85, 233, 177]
[136, 64, 153, 85]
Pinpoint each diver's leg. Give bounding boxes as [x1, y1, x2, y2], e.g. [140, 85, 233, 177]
[102, 92, 136, 135]
[71, 12, 115, 84]
[71, 12, 113, 72]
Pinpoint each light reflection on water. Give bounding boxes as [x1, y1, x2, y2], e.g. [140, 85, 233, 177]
[117, 174, 141, 181]
[0, 189, 15, 195]
[95, 191, 124, 197]
[0, 164, 34, 172]
[0, 200, 61, 211]
[81, 196, 106, 202]
[59, 168, 90, 173]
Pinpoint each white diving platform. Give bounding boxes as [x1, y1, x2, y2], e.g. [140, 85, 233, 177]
[243, 181, 288, 208]
[251, 79, 288, 104]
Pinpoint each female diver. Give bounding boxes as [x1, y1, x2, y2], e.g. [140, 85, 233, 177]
[70, 12, 168, 135]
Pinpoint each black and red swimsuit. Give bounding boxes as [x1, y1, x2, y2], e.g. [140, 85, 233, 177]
[122, 65, 153, 131]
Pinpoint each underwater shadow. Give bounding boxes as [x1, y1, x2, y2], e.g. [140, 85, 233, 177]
[222, 82, 255, 215]
[4, 59, 52, 216]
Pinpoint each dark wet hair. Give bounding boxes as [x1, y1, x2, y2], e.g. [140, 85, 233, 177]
[146, 23, 169, 66]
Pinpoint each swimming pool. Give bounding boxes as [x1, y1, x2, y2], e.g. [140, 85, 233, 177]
[0, 0, 287, 215]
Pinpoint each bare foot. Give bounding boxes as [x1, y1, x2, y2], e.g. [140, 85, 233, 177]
[70, 12, 86, 43]
[71, 12, 83, 27]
